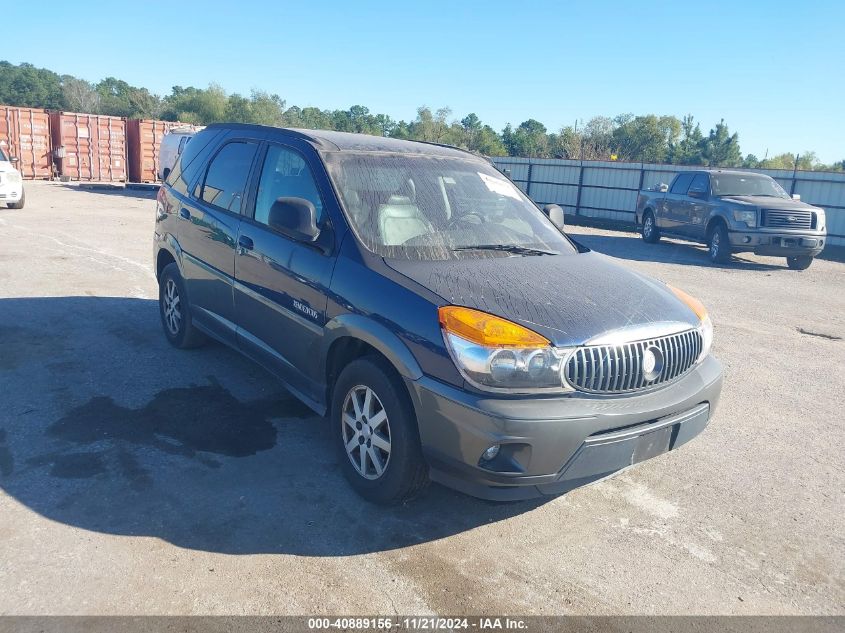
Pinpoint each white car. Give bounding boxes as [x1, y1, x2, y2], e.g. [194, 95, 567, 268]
[0, 147, 25, 209]
[158, 127, 200, 181]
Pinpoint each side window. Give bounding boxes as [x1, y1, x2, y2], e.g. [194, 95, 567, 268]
[687, 173, 709, 195]
[670, 173, 694, 194]
[254, 144, 324, 226]
[199, 142, 258, 213]
[177, 136, 188, 155]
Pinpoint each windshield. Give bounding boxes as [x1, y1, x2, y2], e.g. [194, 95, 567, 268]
[323, 152, 576, 260]
[711, 173, 789, 198]
[0, 148, 7, 162]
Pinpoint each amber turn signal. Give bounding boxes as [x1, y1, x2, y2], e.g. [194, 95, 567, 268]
[438, 306, 550, 348]
[668, 285, 708, 321]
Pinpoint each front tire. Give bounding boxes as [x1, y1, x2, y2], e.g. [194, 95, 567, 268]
[641, 211, 660, 243]
[787, 255, 813, 270]
[708, 222, 731, 263]
[158, 263, 207, 349]
[332, 357, 428, 504]
[7, 189, 25, 209]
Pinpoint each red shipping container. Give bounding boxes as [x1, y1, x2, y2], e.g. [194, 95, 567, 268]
[49, 112, 127, 181]
[126, 119, 183, 183]
[0, 106, 53, 179]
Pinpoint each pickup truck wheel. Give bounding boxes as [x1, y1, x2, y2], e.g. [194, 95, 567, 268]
[708, 223, 731, 263]
[158, 263, 207, 349]
[7, 189, 25, 209]
[786, 255, 813, 270]
[641, 211, 660, 243]
[333, 357, 428, 505]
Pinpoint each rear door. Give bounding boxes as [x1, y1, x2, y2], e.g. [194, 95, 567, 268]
[233, 140, 337, 406]
[178, 138, 260, 344]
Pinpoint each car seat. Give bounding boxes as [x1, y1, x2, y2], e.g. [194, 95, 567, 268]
[377, 195, 431, 245]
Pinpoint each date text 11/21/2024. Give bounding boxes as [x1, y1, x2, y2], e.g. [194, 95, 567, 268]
[307, 617, 528, 630]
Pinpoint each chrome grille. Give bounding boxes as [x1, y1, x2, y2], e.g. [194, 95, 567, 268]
[565, 329, 702, 394]
[762, 209, 814, 230]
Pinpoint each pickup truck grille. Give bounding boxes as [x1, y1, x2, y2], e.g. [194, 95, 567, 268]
[761, 209, 815, 230]
[565, 329, 702, 394]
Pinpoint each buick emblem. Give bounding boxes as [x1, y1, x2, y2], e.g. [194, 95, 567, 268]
[642, 346, 664, 381]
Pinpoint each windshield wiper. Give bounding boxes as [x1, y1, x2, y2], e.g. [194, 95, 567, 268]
[453, 244, 557, 256]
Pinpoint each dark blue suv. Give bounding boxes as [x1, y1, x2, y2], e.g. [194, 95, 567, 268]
[154, 124, 722, 503]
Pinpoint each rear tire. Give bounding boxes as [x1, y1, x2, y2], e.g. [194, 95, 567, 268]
[708, 222, 731, 263]
[158, 263, 207, 349]
[786, 255, 813, 270]
[7, 189, 25, 209]
[641, 211, 660, 243]
[332, 356, 429, 505]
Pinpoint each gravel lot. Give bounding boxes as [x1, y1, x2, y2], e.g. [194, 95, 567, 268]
[0, 181, 842, 615]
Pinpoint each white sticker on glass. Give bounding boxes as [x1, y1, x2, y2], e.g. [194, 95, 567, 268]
[478, 172, 520, 200]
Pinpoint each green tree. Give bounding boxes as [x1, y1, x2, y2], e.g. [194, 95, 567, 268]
[742, 154, 760, 168]
[475, 125, 507, 156]
[612, 114, 680, 163]
[161, 84, 228, 124]
[0, 61, 65, 109]
[700, 119, 742, 167]
[507, 119, 549, 157]
[62, 76, 100, 113]
[668, 115, 704, 165]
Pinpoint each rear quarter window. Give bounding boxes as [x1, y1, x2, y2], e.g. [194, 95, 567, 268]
[166, 130, 224, 196]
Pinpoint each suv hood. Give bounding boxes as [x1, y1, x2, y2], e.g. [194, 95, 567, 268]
[720, 195, 820, 211]
[386, 252, 699, 347]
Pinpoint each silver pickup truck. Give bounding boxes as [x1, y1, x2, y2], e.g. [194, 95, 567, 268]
[636, 169, 826, 269]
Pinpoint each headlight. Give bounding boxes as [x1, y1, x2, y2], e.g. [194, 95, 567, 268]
[668, 285, 713, 362]
[732, 209, 757, 227]
[439, 306, 572, 392]
[816, 208, 825, 231]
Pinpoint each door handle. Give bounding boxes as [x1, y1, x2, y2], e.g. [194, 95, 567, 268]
[179, 208, 191, 220]
[237, 235, 254, 253]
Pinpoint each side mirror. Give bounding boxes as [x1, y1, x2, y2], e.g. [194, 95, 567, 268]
[268, 197, 320, 243]
[792, 193, 801, 201]
[688, 189, 707, 199]
[9, 156, 19, 164]
[657, 183, 669, 192]
[543, 204, 565, 231]
[502, 168, 512, 179]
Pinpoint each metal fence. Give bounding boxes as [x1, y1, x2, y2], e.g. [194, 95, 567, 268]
[490, 157, 845, 248]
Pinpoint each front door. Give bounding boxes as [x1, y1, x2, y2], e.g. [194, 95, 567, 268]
[178, 139, 260, 343]
[661, 172, 694, 232]
[233, 142, 337, 406]
[681, 173, 711, 239]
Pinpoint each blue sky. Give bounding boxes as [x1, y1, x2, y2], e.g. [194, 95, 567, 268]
[5, 0, 844, 162]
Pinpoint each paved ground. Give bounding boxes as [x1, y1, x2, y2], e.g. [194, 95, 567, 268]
[0, 181, 842, 615]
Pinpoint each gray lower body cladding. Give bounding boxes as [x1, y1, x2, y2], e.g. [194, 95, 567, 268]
[406, 355, 723, 500]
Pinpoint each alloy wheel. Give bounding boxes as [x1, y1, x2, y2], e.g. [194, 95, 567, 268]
[163, 278, 182, 335]
[341, 385, 391, 480]
[710, 231, 720, 258]
[644, 216, 654, 238]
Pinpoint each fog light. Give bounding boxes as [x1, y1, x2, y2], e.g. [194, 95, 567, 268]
[743, 236, 751, 244]
[482, 444, 500, 461]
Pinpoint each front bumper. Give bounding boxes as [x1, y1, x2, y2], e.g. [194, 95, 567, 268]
[0, 180, 23, 203]
[728, 229, 825, 257]
[406, 354, 722, 500]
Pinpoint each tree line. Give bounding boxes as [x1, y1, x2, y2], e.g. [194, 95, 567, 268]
[2, 61, 842, 171]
